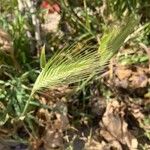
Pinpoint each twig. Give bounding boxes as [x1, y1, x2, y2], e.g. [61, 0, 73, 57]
[18, 0, 42, 54]
[26, 0, 41, 46]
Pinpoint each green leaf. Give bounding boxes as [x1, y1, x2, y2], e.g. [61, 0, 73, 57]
[40, 44, 46, 69]
[0, 113, 9, 126]
[0, 80, 5, 84]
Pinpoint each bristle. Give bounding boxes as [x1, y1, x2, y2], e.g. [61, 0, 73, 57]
[32, 17, 138, 94]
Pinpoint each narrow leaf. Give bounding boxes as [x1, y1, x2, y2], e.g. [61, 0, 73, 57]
[40, 44, 46, 69]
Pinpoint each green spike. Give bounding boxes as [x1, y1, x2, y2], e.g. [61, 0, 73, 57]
[32, 17, 138, 94]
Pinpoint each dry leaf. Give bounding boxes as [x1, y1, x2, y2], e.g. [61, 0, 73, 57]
[0, 143, 10, 150]
[85, 139, 123, 150]
[90, 97, 106, 116]
[129, 74, 148, 88]
[84, 139, 108, 150]
[100, 100, 138, 149]
[116, 66, 132, 80]
[43, 130, 64, 150]
[38, 101, 69, 150]
[0, 28, 13, 53]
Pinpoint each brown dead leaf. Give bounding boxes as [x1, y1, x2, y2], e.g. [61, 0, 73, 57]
[0, 28, 12, 53]
[90, 97, 106, 116]
[41, 113, 66, 150]
[84, 139, 108, 150]
[54, 113, 69, 131]
[109, 65, 149, 94]
[127, 98, 145, 122]
[116, 66, 132, 80]
[0, 29, 11, 42]
[85, 139, 123, 150]
[129, 74, 148, 88]
[30, 138, 43, 150]
[114, 78, 129, 88]
[38, 101, 69, 150]
[109, 141, 122, 150]
[43, 130, 64, 150]
[100, 100, 138, 150]
[0, 143, 10, 150]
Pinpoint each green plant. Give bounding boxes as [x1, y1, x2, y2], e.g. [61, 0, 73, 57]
[0, 71, 31, 125]
[0, 10, 31, 67]
[107, 0, 150, 21]
[21, 16, 138, 117]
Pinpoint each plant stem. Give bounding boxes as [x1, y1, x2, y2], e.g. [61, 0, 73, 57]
[21, 92, 33, 117]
